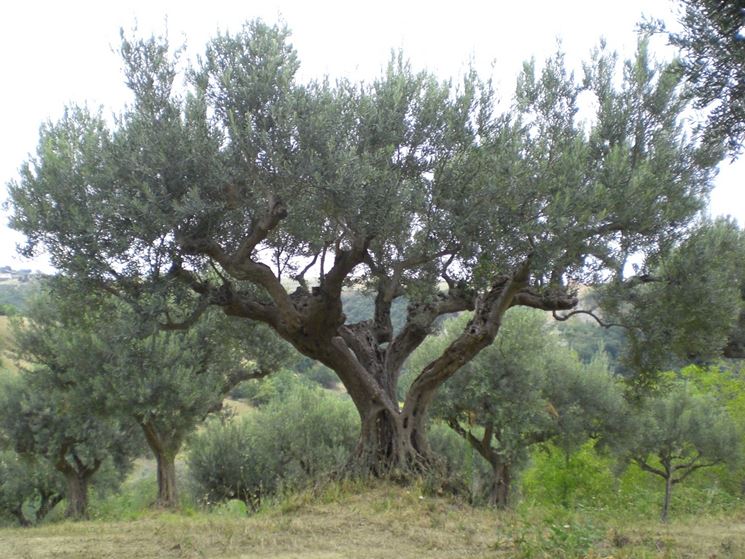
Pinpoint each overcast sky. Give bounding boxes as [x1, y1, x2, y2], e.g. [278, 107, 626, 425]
[1, 0, 742, 271]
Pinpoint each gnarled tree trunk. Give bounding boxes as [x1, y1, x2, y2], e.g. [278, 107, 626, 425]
[348, 404, 432, 476]
[489, 461, 511, 509]
[200, 227, 574, 479]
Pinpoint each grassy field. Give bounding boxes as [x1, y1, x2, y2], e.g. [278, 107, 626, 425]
[2, 482, 745, 559]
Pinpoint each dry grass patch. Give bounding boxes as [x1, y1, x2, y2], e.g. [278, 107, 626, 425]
[2, 483, 745, 558]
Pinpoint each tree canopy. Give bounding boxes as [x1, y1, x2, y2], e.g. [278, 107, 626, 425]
[645, 0, 745, 155]
[0, 366, 138, 519]
[600, 218, 745, 381]
[7, 22, 723, 475]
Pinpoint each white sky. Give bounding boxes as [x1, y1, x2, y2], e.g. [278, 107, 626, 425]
[1, 0, 742, 271]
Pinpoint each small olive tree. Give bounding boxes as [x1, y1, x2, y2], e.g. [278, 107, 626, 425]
[0, 370, 138, 519]
[623, 383, 742, 521]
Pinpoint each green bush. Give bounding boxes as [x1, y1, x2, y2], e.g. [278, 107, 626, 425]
[0, 303, 18, 317]
[229, 369, 313, 406]
[189, 382, 358, 507]
[521, 441, 617, 509]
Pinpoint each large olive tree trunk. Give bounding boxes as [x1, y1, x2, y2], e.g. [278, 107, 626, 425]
[183, 225, 574, 479]
[490, 462, 511, 509]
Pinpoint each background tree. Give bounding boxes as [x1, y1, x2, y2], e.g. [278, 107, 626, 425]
[13, 282, 291, 509]
[407, 309, 627, 507]
[7, 24, 722, 476]
[101, 307, 290, 508]
[622, 382, 742, 521]
[599, 218, 745, 385]
[0, 368, 138, 519]
[645, 0, 745, 155]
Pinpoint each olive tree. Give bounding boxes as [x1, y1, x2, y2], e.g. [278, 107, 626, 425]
[623, 383, 742, 521]
[0, 450, 64, 526]
[7, 23, 721, 476]
[0, 369, 138, 519]
[600, 218, 745, 382]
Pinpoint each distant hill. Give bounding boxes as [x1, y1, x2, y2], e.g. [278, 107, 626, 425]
[0, 269, 39, 315]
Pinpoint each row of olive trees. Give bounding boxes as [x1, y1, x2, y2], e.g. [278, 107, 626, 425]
[0, 279, 292, 521]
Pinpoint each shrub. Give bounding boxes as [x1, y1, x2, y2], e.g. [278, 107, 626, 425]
[189, 382, 358, 507]
[229, 369, 313, 406]
[521, 441, 617, 509]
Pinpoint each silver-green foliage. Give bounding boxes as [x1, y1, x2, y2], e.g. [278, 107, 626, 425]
[6, 21, 724, 475]
[188, 378, 358, 506]
[406, 308, 627, 505]
[0, 450, 63, 526]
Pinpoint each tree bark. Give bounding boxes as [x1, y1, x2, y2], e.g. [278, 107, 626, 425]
[155, 451, 179, 508]
[140, 421, 181, 509]
[489, 461, 511, 509]
[661, 474, 673, 522]
[63, 471, 90, 519]
[347, 404, 431, 476]
[36, 492, 64, 523]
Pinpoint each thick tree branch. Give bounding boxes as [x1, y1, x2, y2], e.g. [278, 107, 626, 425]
[338, 323, 381, 375]
[672, 460, 720, 484]
[386, 287, 475, 375]
[327, 335, 399, 417]
[322, 235, 372, 300]
[159, 297, 210, 331]
[176, 206, 297, 327]
[511, 288, 578, 312]
[447, 418, 496, 465]
[402, 257, 534, 416]
[232, 195, 288, 263]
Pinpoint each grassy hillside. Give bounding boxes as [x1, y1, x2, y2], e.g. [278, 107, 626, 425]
[2, 483, 745, 558]
[0, 316, 19, 376]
